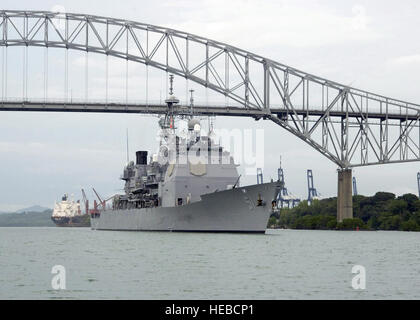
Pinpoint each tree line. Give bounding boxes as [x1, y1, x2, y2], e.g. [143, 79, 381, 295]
[269, 192, 420, 232]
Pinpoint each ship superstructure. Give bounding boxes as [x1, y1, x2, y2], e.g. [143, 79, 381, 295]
[114, 119, 239, 210]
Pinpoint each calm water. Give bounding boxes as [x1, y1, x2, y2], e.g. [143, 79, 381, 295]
[0, 227, 419, 300]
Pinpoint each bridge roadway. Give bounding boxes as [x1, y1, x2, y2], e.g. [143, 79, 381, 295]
[1, 100, 418, 121]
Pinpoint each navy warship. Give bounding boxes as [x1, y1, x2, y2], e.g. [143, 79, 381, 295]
[90, 76, 280, 233]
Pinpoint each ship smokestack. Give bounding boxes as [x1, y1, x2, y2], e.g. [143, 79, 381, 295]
[136, 151, 148, 165]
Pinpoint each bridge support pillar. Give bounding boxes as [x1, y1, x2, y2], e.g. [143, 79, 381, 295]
[337, 169, 353, 223]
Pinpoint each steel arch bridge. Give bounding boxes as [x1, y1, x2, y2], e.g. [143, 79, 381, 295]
[0, 9, 420, 171]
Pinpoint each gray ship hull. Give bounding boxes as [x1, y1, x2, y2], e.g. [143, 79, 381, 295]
[91, 182, 279, 233]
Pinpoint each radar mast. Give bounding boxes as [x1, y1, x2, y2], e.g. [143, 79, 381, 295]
[160, 74, 180, 131]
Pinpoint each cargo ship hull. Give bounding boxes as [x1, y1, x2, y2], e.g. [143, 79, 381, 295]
[51, 214, 90, 227]
[90, 182, 278, 233]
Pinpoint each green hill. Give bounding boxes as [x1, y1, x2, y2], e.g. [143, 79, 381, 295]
[0, 210, 55, 227]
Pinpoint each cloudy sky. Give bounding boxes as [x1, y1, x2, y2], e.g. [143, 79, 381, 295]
[1, 0, 420, 211]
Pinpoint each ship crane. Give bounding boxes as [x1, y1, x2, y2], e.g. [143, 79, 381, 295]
[92, 188, 106, 210]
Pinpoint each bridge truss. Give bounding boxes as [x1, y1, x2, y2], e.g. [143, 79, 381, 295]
[1, 10, 420, 169]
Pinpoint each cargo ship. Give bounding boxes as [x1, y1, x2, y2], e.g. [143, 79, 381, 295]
[90, 76, 281, 233]
[51, 194, 90, 227]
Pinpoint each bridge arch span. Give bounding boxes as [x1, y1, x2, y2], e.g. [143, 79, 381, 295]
[1, 10, 420, 169]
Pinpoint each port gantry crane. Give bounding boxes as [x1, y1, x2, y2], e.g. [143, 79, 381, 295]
[307, 170, 321, 205]
[257, 168, 264, 185]
[277, 162, 301, 209]
[417, 173, 420, 199]
[353, 177, 358, 196]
